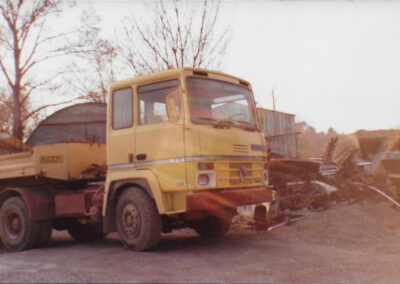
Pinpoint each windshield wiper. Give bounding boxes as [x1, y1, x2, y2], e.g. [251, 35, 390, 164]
[193, 116, 256, 131]
[193, 117, 218, 123]
[217, 118, 235, 126]
[235, 120, 257, 131]
[193, 117, 233, 127]
[203, 118, 234, 129]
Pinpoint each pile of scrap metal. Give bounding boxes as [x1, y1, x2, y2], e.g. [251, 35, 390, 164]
[289, 129, 400, 206]
[268, 158, 331, 212]
[257, 108, 335, 216]
[238, 127, 400, 230]
[254, 106, 399, 229]
[328, 129, 400, 202]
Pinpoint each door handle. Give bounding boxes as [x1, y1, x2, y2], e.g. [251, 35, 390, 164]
[128, 153, 134, 163]
[136, 154, 147, 161]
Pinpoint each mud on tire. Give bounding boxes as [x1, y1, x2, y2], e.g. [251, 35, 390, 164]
[116, 187, 161, 251]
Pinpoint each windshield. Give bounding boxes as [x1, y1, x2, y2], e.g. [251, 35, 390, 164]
[186, 77, 258, 130]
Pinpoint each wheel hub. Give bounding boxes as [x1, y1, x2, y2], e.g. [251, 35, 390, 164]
[121, 204, 141, 238]
[6, 213, 22, 240]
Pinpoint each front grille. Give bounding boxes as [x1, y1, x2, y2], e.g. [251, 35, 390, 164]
[216, 161, 264, 187]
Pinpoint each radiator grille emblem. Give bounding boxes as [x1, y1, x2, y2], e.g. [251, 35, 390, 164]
[239, 165, 247, 182]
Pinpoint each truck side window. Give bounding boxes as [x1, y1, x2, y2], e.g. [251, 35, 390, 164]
[137, 79, 180, 125]
[112, 88, 133, 129]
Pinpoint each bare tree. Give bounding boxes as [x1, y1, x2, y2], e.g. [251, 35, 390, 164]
[68, 10, 121, 103]
[0, 90, 12, 132]
[0, 88, 41, 136]
[121, 0, 231, 75]
[0, 0, 91, 139]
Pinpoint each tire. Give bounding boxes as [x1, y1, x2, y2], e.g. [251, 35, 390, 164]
[67, 220, 105, 242]
[116, 188, 161, 251]
[193, 215, 231, 238]
[0, 197, 39, 251]
[34, 220, 53, 248]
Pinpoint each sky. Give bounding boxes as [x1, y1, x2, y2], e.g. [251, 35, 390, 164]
[31, 0, 400, 134]
[84, 0, 400, 134]
[219, 0, 400, 134]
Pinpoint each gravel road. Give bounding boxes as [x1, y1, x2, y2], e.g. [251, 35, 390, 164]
[1, 200, 400, 283]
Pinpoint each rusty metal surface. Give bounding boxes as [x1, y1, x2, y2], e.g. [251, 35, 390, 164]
[53, 186, 104, 218]
[81, 163, 107, 179]
[19, 189, 54, 221]
[186, 187, 273, 212]
[0, 187, 52, 220]
[322, 137, 338, 163]
[351, 131, 400, 180]
[83, 186, 104, 221]
[26, 103, 107, 147]
[353, 129, 400, 160]
[54, 191, 86, 216]
[269, 158, 321, 184]
[257, 108, 298, 158]
[380, 152, 400, 174]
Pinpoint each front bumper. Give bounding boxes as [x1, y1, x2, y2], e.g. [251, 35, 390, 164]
[186, 186, 274, 213]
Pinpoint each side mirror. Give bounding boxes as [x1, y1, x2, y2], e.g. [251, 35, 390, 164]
[166, 96, 179, 123]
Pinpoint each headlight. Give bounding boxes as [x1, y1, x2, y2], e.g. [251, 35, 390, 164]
[198, 174, 210, 186]
[196, 171, 216, 187]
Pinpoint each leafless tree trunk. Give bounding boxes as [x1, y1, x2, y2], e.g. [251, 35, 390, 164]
[0, 0, 93, 139]
[121, 0, 231, 76]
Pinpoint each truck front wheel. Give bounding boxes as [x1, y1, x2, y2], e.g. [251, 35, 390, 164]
[116, 188, 161, 251]
[0, 197, 39, 251]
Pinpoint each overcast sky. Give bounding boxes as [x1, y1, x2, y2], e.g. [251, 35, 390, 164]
[73, 1, 400, 134]
[220, 0, 400, 134]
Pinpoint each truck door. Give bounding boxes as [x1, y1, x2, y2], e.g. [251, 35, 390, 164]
[135, 79, 186, 191]
[107, 87, 135, 168]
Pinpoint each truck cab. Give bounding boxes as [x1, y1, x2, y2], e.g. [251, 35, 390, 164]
[105, 68, 273, 250]
[0, 68, 273, 252]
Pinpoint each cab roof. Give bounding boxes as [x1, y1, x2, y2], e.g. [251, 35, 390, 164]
[110, 68, 251, 90]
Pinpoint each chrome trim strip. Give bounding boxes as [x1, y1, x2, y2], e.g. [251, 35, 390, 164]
[137, 157, 186, 167]
[108, 155, 267, 170]
[108, 163, 135, 170]
[185, 155, 266, 162]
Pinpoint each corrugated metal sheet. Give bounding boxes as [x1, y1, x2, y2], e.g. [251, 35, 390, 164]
[257, 108, 298, 158]
[26, 103, 107, 146]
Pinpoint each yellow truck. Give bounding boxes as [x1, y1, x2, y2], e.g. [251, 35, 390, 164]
[0, 68, 274, 251]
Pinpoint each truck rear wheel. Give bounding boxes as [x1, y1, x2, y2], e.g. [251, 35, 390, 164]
[67, 220, 105, 242]
[116, 188, 161, 251]
[0, 197, 39, 251]
[193, 215, 231, 238]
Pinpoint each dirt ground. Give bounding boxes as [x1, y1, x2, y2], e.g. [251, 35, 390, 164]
[1, 198, 400, 283]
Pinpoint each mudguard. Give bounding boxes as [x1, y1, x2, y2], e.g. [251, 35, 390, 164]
[0, 188, 54, 221]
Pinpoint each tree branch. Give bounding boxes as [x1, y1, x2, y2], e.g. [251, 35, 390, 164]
[0, 57, 13, 88]
[23, 98, 80, 122]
